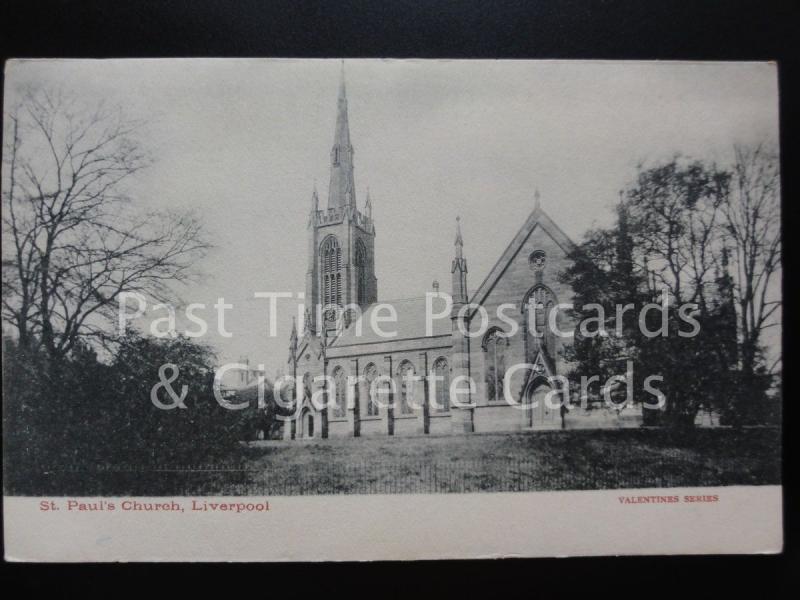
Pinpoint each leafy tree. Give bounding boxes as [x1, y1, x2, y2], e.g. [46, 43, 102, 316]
[3, 329, 277, 493]
[562, 158, 743, 427]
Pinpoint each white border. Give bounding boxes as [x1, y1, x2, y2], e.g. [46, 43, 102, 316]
[4, 486, 782, 562]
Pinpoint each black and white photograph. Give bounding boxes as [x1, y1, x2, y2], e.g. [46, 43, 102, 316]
[2, 57, 784, 561]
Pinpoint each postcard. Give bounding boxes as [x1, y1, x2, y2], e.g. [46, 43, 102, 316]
[2, 58, 782, 561]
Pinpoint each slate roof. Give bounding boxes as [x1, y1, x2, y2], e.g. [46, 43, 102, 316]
[331, 295, 452, 347]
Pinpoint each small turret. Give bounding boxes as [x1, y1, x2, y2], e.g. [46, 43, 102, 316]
[289, 316, 298, 359]
[451, 216, 468, 305]
[449, 216, 474, 433]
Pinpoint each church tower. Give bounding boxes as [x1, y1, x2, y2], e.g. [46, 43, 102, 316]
[305, 64, 377, 334]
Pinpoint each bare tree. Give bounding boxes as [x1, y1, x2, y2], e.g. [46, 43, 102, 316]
[724, 143, 782, 378]
[2, 88, 209, 362]
[625, 157, 729, 310]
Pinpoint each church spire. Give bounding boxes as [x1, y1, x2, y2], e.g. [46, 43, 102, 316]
[328, 61, 356, 209]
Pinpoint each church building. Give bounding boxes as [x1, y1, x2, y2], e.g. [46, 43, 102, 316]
[283, 67, 643, 440]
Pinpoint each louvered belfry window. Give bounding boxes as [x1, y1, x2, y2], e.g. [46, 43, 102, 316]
[355, 240, 367, 305]
[320, 236, 342, 311]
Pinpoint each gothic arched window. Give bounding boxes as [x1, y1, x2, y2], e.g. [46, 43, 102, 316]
[355, 240, 368, 305]
[523, 285, 557, 357]
[320, 236, 342, 315]
[333, 146, 340, 165]
[483, 328, 508, 403]
[332, 367, 347, 418]
[432, 357, 450, 412]
[364, 363, 379, 416]
[398, 361, 415, 414]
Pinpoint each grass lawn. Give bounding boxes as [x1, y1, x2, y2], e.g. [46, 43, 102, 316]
[18, 427, 780, 496]
[228, 427, 781, 495]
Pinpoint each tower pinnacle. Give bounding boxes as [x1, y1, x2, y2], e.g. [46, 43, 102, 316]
[455, 215, 464, 258]
[452, 217, 468, 304]
[308, 183, 320, 227]
[289, 316, 298, 358]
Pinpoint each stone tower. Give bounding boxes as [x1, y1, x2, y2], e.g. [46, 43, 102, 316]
[305, 64, 377, 334]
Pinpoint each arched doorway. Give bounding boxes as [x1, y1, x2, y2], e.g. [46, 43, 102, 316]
[300, 408, 315, 439]
[525, 378, 557, 428]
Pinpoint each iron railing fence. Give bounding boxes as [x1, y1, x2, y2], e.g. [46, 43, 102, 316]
[15, 451, 781, 496]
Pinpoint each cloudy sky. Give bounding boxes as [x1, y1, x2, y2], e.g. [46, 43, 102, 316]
[4, 59, 779, 372]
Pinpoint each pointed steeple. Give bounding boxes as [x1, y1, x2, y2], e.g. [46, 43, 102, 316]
[328, 61, 356, 209]
[452, 216, 468, 304]
[534, 189, 541, 211]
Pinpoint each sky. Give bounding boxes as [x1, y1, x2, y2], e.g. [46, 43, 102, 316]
[3, 59, 780, 373]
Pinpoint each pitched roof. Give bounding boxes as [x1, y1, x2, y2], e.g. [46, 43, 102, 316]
[468, 204, 577, 313]
[331, 296, 452, 347]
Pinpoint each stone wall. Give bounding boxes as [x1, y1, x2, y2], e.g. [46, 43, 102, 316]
[467, 220, 577, 416]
